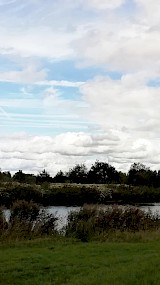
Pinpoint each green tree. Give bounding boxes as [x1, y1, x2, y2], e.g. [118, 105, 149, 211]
[13, 170, 26, 183]
[53, 170, 67, 183]
[67, 164, 88, 184]
[0, 171, 11, 182]
[128, 163, 156, 186]
[88, 161, 119, 184]
[36, 169, 52, 184]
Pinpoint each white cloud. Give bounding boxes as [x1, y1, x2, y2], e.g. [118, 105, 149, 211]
[71, 0, 160, 75]
[1, 131, 160, 175]
[37, 80, 84, 88]
[0, 132, 120, 175]
[74, 18, 160, 73]
[0, 27, 75, 60]
[84, 0, 125, 10]
[78, 74, 160, 170]
[0, 0, 159, 73]
[0, 64, 47, 84]
[135, 0, 160, 17]
[0, 64, 84, 86]
[80, 75, 160, 135]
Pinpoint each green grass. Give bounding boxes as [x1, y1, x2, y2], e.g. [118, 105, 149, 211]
[1, 238, 160, 285]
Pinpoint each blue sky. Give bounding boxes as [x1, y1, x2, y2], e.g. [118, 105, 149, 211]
[1, 0, 160, 175]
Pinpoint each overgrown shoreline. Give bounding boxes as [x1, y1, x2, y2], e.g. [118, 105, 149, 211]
[1, 181, 160, 244]
[1, 200, 160, 243]
[1, 182, 160, 207]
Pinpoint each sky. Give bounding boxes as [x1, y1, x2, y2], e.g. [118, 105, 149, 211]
[1, 0, 160, 175]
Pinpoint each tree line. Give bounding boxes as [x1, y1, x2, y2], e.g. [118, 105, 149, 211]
[1, 161, 160, 187]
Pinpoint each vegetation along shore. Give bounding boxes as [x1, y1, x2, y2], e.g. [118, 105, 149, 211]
[1, 160, 160, 284]
[1, 201, 160, 284]
[1, 161, 160, 206]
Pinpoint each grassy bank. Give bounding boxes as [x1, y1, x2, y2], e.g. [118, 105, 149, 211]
[1, 238, 160, 285]
[1, 182, 160, 206]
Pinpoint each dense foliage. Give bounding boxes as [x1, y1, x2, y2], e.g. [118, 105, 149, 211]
[1, 161, 160, 186]
[1, 161, 160, 206]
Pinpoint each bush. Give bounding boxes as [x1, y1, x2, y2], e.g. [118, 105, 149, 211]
[5, 200, 40, 239]
[66, 206, 97, 241]
[1, 201, 58, 240]
[10, 200, 40, 223]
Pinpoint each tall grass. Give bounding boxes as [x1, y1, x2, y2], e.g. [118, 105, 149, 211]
[66, 205, 160, 241]
[0, 200, 58, 241]
[1, 200, 160, 243]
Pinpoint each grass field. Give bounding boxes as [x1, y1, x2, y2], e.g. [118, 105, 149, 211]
[1, 238, 160, 285]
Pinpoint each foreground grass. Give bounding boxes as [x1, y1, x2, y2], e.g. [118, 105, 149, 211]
[1, 238, 160, 285]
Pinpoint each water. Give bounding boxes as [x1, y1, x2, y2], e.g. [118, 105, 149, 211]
[140, 203, 160, 215]
[46, 206, 80, 230]
[3, 206, 81, 230]
[47, 204, 160, 229]
[3, 204, 160, 230]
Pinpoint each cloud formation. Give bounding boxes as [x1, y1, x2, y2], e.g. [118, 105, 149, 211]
[1, 130, 160, 176]
[0, 65, 47, 84]
[0, 0, 160, 174]
[80, 75, 160, 135]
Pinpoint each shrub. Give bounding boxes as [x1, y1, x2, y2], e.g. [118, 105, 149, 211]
[0, 201, 58, 240]
[5, 200, 40, 239]
[10, 200, 40, 223]
[66, 206, 97, 241]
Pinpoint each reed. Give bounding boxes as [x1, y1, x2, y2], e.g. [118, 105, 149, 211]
[65, 204, 160, 241]
[0, 200, 58, 241]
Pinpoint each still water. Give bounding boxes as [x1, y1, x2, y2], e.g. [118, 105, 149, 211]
[47, 206, 80, 230]
[139, 204, 160, 215]
[3, 204, 160, 230]
[3, 206, 81, 230]
[48, 204, 160, 229]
